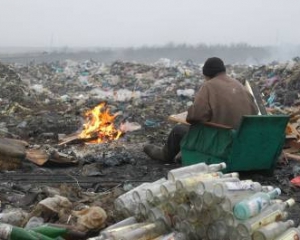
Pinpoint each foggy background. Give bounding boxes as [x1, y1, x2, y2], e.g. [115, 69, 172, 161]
[1, 0, 300, 64]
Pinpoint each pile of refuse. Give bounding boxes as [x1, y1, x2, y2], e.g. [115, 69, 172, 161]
[2, 57, 300, 239]
[91, 162, 298, 240]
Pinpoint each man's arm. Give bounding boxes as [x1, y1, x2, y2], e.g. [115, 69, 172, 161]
[186, 84, 212, 124]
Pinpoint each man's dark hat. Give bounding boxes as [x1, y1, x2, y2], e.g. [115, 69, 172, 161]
[202, 57, 226, 77]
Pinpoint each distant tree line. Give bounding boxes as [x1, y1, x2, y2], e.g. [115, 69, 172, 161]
[1, 43, 300, 64]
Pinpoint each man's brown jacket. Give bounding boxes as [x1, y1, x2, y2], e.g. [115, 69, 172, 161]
[186, 73, 258, 129]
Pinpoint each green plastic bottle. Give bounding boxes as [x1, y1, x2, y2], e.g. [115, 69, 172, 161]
[233, 188, 281, 220]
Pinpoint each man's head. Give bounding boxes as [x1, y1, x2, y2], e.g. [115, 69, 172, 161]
[202, 57, 226, 80]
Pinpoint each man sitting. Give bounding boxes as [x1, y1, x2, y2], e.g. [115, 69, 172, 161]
[144, 57, 258, 163]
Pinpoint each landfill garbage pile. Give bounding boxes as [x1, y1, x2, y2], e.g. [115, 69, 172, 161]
[1, 57, 300, 239]
[236, 57, 300, 108]
[90, 162, 297, 240]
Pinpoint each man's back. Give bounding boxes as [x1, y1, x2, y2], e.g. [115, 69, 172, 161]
[187, 73, 258, 129]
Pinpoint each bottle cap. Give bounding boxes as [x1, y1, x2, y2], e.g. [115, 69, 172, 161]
[285, 198, 296, 207]
[220, 162, 227, 169]
[230, 172, 240, 178]
[274, 188, 282, 196]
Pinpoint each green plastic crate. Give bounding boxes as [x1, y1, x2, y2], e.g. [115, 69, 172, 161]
[180, 115, 289, 172]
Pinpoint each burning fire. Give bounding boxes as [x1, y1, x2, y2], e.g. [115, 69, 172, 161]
[79, 102, 122, 143]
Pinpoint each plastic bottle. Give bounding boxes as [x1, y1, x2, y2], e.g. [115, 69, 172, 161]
[167, 162, 226, 182]
[252, 220, 295, 240]
[233, 188, 281, 220]
[274, 225, 300, 240]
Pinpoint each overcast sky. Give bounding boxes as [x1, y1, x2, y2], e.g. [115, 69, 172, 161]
[0, 0, 299, 48]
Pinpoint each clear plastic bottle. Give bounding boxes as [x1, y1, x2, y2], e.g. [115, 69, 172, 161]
[273, 225, 300, 240]
[167, 162, 226, 182]
[252, 220, 295, 240]
[233, 188, 281, 220]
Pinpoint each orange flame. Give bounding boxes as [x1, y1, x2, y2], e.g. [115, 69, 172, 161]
[79, 103, 122, 143]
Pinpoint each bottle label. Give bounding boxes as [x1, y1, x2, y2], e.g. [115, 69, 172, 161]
[246, 197, 269, 216]
[275, 230, 299, 240]
[225, 182, 256, 191]
[250, 210, 282, 231]
[0, 224, 12, 239]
